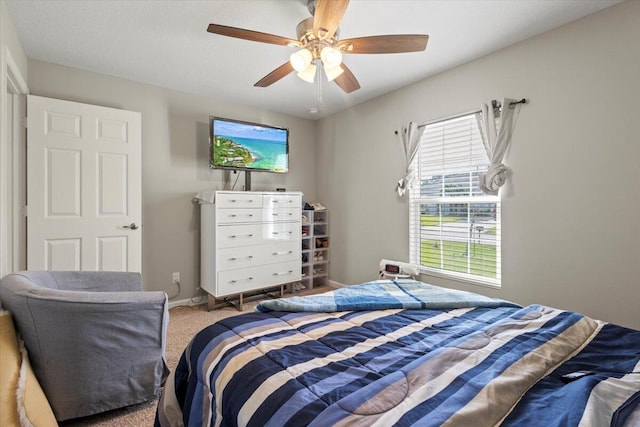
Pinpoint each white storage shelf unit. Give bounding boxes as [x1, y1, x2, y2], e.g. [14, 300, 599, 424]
[301, 209, 329, 289]
[201, 191, 302, 307]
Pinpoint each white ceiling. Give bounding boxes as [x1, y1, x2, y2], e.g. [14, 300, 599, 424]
[7, 0, 621, 120]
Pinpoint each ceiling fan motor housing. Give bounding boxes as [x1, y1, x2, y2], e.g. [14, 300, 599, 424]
[296, 17, 340, 59]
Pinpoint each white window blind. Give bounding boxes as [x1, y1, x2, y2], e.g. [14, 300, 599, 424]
[409, 113, 501, 286]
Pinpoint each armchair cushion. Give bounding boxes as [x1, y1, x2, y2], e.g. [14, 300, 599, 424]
[0, 271, 169, 421]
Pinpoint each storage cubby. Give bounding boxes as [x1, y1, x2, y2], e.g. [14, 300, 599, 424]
[300, 209, 329, 290]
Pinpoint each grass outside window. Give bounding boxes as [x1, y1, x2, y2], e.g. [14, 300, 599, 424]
[419, 214, 497, 279]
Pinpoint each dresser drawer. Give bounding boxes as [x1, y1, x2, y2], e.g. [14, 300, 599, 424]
[261, 222, 300, 242]
[263, 260, 301, 285]
[263, 194, 300, 209]
[216, 260, 301, 296]
[217, 241, 299, 271]
[216, 208, 262, 224]
[216, 246, 261, 271]
[217, 192, 262, 208]
[262, 207, 300, 222]
[216, 224, 263, 248]
[263, 241, 300, 263]
[218, 223, 300, 248]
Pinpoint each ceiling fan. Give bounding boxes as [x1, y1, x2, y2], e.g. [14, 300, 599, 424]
[207, 0, 429, 93]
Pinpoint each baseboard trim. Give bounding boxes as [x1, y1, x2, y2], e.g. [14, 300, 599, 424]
[328, 279, 347, 288]
[169, 282, 345, 309]
[168, 297, 206, 309]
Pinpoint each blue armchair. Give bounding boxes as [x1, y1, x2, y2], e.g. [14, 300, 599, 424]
[0, 271, 169, 421]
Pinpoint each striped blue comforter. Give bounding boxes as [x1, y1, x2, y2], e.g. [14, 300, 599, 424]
[155, 282, 640, 427]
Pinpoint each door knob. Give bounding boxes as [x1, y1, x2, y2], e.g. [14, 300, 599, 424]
[123, 223, 139, 230]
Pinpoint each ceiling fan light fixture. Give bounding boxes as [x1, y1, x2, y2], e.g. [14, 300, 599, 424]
[207, 0, 429, 94]
[290, 49, 313, 72]
[297, 63, 317, 83]
[323, 64, 344, 82]
[320, 46, 343, 68]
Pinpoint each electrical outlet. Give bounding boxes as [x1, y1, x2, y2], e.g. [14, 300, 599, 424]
[172, 272, 180, 284]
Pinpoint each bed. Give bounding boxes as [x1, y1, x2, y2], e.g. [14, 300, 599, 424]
[155, 279, 640, 426]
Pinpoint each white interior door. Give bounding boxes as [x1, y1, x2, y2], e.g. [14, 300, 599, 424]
[27, 95, 142, 272]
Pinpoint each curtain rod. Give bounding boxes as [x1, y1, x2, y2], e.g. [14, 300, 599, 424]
[393, 109, 480, 134]
[397, 98, 528, 132]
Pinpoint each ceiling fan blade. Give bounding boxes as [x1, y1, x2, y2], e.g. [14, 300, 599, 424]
[207, 24, 299, 47]
[254, 62, 295, 87]
[333, 63, 360, 93]
[338, 35, 429, 54]
[313, 0, 349, 40]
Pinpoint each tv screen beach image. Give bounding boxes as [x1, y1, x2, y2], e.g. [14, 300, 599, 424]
[212, 119, 288, 173]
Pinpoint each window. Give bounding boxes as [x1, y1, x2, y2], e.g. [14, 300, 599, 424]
[409, 113, 501, 286]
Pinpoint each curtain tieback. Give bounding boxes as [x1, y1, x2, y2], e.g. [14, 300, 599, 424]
[396, 169, 414, 196]
[396, 178, 407, 196]
[479, 163, 508, 195]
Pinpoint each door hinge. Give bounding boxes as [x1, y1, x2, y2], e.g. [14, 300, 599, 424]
[23, 116, 28, 129]
[22, 205, 28, 217]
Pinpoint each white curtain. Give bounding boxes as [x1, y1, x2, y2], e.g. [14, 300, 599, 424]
[396, 122, 425, 196]
[477, 98, 521, 195]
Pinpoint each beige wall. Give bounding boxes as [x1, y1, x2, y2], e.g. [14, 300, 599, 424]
[27, 60, 317, 302]
[317, 1, 640, 329]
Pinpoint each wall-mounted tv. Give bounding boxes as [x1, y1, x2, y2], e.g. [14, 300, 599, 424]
[210, 116, 289, 173]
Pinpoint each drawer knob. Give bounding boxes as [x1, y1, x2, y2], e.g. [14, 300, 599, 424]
[247, 255, 254, 259]
[229, 257, 237, 261]
[230, 279, 237, 283]
[229, 235, 237, 238]
[230, 214, 237, 217]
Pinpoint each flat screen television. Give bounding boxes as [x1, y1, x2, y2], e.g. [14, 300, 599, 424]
[210, 116, 289, 174]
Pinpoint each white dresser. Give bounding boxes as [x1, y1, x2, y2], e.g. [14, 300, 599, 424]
[201, 191, 302, 307]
